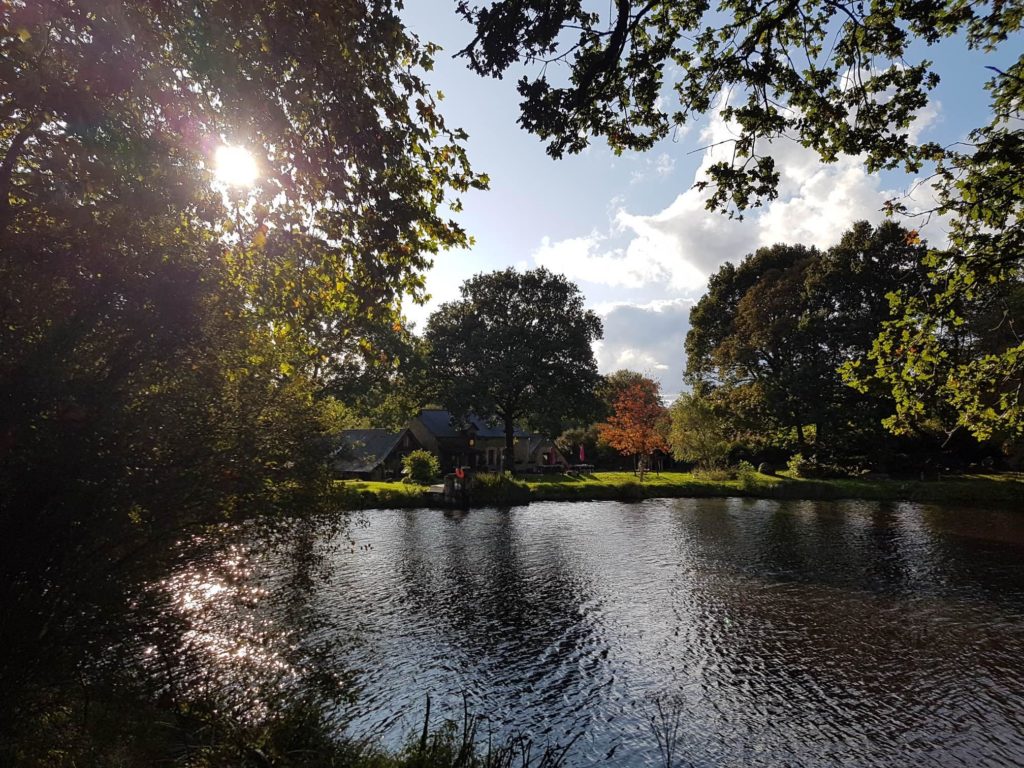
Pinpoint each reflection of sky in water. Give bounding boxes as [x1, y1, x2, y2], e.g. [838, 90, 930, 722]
[160, 500, 1024, 767]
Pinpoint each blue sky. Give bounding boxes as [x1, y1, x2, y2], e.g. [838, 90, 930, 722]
[400, 5, 1021, 401]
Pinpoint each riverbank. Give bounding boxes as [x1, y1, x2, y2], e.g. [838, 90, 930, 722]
[335, 471, 1024, 511]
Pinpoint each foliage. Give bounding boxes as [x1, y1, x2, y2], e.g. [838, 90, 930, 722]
[595, 369, 649, 420]
[668, 393, 731, 470]
[334, 331, 441, 431]
[403, 450, 441, 486]
[471, 472, 532, 506]
[736, 460, 758, 491]
[426, 267, 603, 466]
[598, 376, 670, 481]
[555, 424, 621, 470]
[0, 0, 483, 748]
[456, 0, 1023, 436]
[686, 221, 935, 462]
[786, 453, 848, 479]
[846, 272, 1024, 442]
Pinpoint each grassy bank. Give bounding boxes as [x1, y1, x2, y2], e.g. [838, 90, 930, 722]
[336, 471, 1024, 511]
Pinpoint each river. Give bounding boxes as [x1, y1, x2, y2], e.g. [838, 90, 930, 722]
[165, 498, 1024, 767]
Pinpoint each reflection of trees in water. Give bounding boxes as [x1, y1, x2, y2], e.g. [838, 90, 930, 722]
[665, 498, 1024, 766]
[374, 509, 607, 741]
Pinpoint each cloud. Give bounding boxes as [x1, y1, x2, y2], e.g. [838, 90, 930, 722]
[535, 96, 947, 291]
[532, 232, 670, 289]
[630, 152, 677, 184]
[594, 298, 694, 401]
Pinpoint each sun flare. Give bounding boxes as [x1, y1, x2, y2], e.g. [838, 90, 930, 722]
[214, 145, 258, 187]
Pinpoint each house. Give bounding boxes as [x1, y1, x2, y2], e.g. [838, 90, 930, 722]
[330, 428, 422, 480]
[407, 409, 566, 473]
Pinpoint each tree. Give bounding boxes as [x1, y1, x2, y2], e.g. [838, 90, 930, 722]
[598, 377, 669, 481]
[669, 394, 730, 470]
[330, 327, 441, 431]
[455, 0, 1023, 435]
[686, 222, 933, 462]
[426, 267, 603, 469]
[0, 0, 480, 527]
[0, 0, 483, 728]
[595, 369, 649, 420]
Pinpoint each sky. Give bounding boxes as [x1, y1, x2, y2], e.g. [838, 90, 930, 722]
[399, 5, 1020, 402]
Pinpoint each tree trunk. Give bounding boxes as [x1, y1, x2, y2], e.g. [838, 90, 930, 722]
[503, 412, 515, 474]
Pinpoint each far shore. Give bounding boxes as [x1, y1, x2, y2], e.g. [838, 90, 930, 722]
[332, 471, 1024, 512]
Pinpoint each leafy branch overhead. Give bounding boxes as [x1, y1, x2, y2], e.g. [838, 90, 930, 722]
[0, 0, 484, 628]
[457, 0, 1023, 438]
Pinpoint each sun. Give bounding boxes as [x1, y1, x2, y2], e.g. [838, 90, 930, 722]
[213, 144, 258, 187]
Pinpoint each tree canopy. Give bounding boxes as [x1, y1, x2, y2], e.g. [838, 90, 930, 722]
[685, 221, 943, 463]
[598, 375, 669, 480]
[0, 0, 482, 713]
[456, 0, 1023, 436]
[668, 393, 730, 470]
[425, 267, 602, 464]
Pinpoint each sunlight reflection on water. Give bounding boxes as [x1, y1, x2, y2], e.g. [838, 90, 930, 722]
[157, 499, 1024, 767]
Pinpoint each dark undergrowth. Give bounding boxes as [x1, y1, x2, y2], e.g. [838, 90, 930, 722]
[4, 689, 576, 767]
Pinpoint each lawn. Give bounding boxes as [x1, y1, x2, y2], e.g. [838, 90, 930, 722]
[334, 471, 1024, 510]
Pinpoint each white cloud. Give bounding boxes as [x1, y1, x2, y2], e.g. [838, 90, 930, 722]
[594, 298, 694, 400]
[535, 96, 947, 291]
[532, 232, 670, 289]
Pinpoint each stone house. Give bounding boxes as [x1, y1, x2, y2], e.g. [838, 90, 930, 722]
[407, 409, 566, 473]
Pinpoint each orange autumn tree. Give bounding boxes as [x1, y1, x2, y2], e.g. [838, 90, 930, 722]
[598, 377, 670, 481]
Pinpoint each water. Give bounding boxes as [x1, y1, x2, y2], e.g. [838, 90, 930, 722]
[167, 498, 1024, 766]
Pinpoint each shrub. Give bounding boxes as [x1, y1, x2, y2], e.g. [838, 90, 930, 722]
[736, 460, 759, 491]
[787, 452, 847, 478]
[402, 450, 440, 486]
[472, 472, 531, 505]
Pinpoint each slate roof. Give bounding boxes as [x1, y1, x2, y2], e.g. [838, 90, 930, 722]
[416, 409, 530, 439]
[331, 429, 405, 474]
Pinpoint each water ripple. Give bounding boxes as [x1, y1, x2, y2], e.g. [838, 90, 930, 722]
[173, 498, 1024, 766]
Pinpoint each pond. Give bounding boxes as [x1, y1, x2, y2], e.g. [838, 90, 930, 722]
[167, 498, 1024, 767]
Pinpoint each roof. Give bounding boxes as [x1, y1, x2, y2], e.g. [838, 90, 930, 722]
[415, 409, 530, 439]
[331, 429, 406, 473]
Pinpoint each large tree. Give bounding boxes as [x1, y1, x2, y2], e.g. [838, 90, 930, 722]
[686, 221, 933, 461]
[426, 267, 602, 468]
[455, 0, 1023, 436]
[0, 0, 483, 733]
[1, 0, 480, 527]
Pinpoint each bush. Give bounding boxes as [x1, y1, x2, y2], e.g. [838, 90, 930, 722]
[472, 472, 531, 505]
[402, 450, 440, 486]
[736, 460, 759, 491]
[786, 452, 847, 479]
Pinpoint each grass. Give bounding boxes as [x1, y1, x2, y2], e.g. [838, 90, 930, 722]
[334, 471, 1024, 511]
[332, 479, 434, 509]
